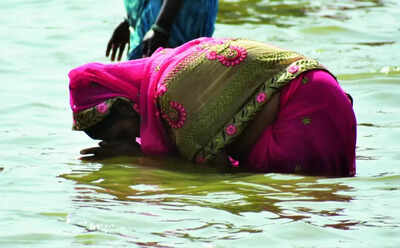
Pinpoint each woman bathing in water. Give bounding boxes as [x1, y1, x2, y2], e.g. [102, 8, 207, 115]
[69, 37, 356, 177]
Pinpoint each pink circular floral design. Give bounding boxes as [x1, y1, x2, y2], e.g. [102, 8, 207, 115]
[228, 156, 239, 167]
[206, 46, 248, 67]
[96, 102, 108, 114]
[162, 101, 187, 129]
[256, 92, 267, 103]
[206, 50, 218, 60]
[288, 65, 299, 74]
[133, 103, 140, 113]
[218, 46, 247, 67]
[225, 124, 237, 136]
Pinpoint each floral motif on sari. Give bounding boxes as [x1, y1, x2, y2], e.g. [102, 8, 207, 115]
[161, 101, 187, 129]
[198, 58, 327, 163]
[72, 97, 134, 131]
[157, 38, 327, 165]
[206, 45, 247, 67]
[157, 50, 205, 130]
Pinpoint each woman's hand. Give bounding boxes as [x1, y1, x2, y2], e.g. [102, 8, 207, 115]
[80, 140, 141, 161]
[142, 0, 184, 57]
[141, 28, 169, 57]
[106, 19, 130, 61]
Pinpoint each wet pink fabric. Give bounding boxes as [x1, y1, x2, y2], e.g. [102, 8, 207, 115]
[69, 38, 356, 176]
[69, 38, 214, 155]
[246, 70, 357, 176]
[69, 58, 175, 155]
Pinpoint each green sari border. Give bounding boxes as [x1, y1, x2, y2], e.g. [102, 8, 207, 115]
[195, 58, 327, 163]
[72, 97, 132, 131]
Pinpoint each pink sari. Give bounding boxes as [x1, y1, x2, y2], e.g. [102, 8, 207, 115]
[245, 70, 356, 177]
[69, 38, 356, 177]
[69, 38, 214, 155]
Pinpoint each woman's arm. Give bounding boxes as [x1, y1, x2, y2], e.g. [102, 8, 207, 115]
[154, 0, 184, 33]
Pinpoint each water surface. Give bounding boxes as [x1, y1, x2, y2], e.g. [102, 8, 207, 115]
[1, 0, 399, 247]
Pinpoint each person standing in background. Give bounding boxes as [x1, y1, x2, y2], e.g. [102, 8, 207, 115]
[106, 0, 218, 61]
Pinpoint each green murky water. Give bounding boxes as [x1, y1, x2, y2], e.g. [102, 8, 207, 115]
[1, 0, 399, 247]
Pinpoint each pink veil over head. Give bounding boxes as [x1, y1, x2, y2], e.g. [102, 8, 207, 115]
[68, 58, 174, 155]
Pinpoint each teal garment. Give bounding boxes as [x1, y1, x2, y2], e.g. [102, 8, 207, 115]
[124, 0, 147, 27]
[123, 0, 218, 60]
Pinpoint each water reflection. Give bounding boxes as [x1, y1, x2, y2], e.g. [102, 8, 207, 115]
[218, 0, 385, 25]
[61, 156, 356, 231]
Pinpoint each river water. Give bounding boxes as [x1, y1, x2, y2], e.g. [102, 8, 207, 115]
[1, 0, 399, 247]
